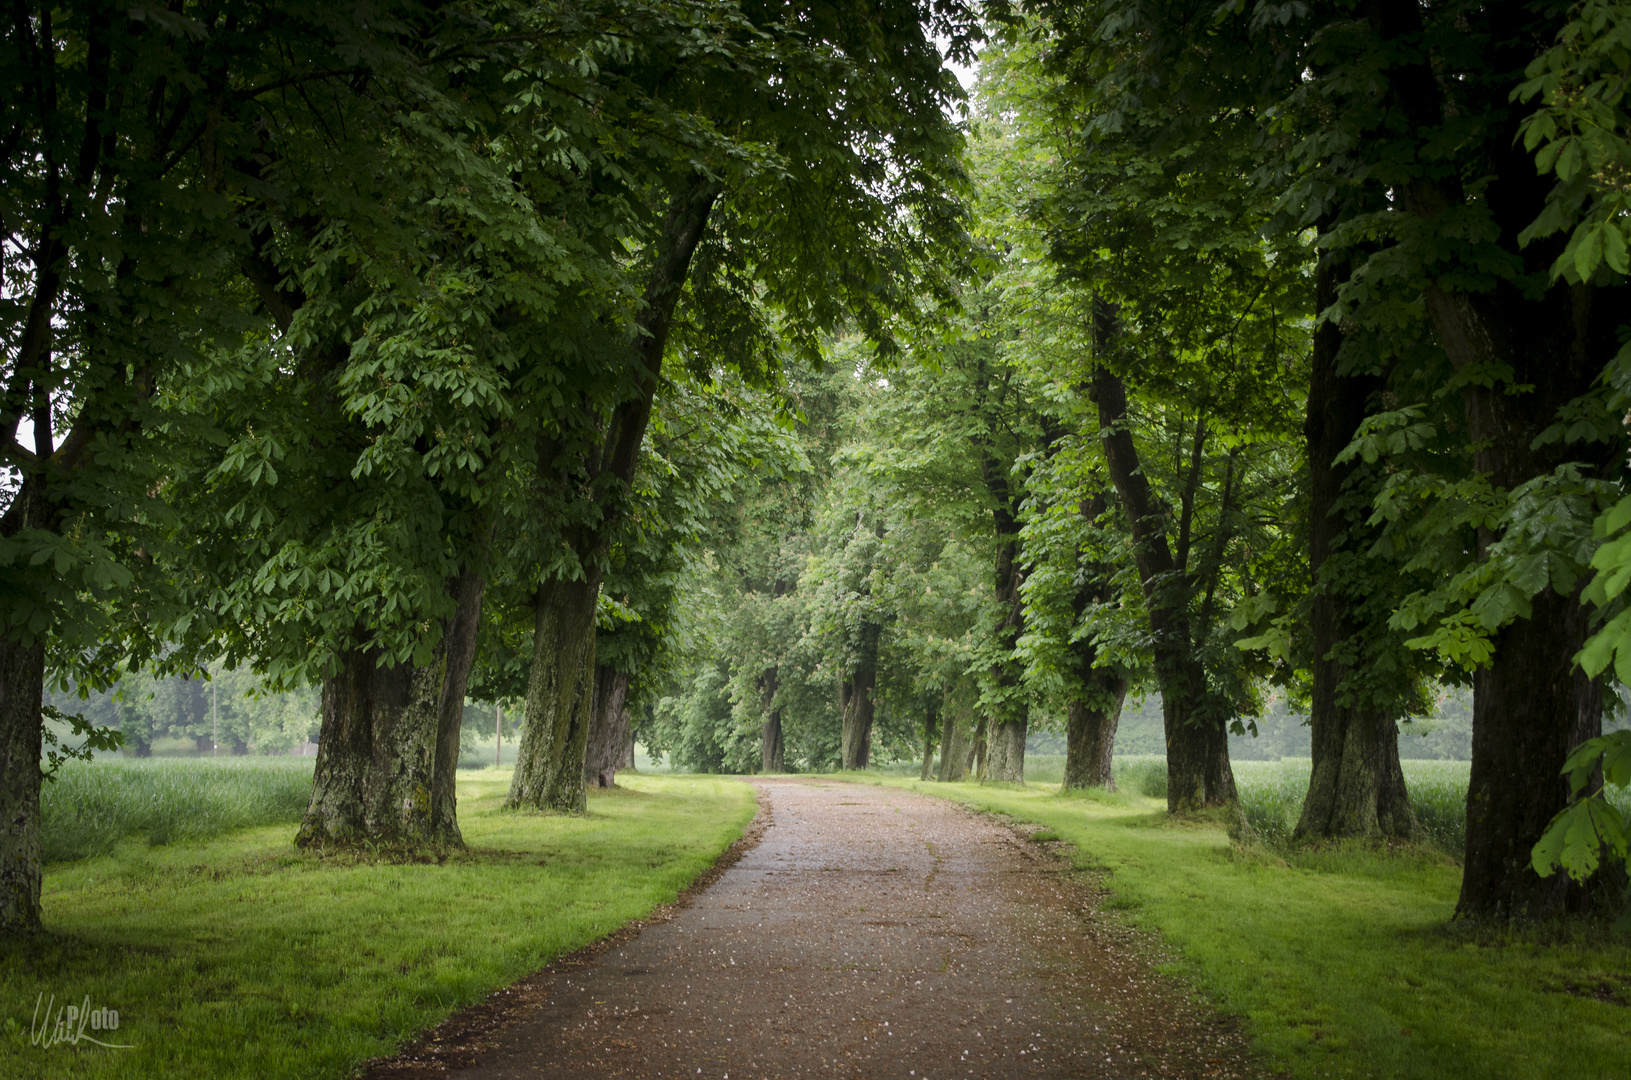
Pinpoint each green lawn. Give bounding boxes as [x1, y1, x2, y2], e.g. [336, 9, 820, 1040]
[2, 770, 755, 1079]
[839, 772, 1631, 1080]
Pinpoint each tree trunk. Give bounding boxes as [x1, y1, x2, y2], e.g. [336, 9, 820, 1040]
[1459, 587, 1604, 916]
[840, 621, 881, 770]
[919, 696, 939, 781]
[1062, 494, 1128, 791]
[585, 665, 632, 789]
[429, 565, 487, 844]
[969, 714, 988, 780]
[297, 643, 445, 848]
[508, 574, 600, 812]
[0, 634, 45, 934]
[937, 708, 967, 782]
[1422, 284, 1618, 914]
[1296, 247, 1420, 843]
[759, 667, 784, 774]
[985, 712, 1027, 783]
[978, 378, 1028, 787]
[509, 175, 720, 811]
[1063, 670, 1127, 790]
[1092, 355, 1234, 811]
[298, 555, 482, 850]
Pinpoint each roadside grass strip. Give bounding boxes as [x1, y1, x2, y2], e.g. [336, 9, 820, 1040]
[2, 771, 754, 1079]
[842, 772, 1631, 1080]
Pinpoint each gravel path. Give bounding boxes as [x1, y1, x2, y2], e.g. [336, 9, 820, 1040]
[396, 779, 1262, 1079]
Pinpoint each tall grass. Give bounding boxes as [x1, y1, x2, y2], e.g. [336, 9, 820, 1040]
[1229, 759, 1470, 855]
[41, 758, 314, 863]
[1228, 758, 1631, 858]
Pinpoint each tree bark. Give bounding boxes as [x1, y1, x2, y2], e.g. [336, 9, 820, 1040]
[0, 634, 45, 934]
[585, 664, 632, 789]
[1091, 354, 1234, 811]
[1061, 494, 1128, 791]
[1461, 589, 1604, 915]
[509, 175, 720, 812]
[429, 565, 488, 843]
[297, 643, 445, 848]
[919, 696, 940, 781]
[298, 550, 483, 849]
[968, 714, 988, 780]
[937, 707, 967, 782]
[1425, 283, 1619, 916]
[508, 574, 600, 812]
[978, 371, 1028, 785]
[985, 713, 1027, 783]
[759, 667, 784, 774]
[1295, 247, 1421, 843]
[840, 621, 881, 770]
[1063, 672, 1128, 791]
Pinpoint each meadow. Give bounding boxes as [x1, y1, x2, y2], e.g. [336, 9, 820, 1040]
[39, 758, 315, 863]
[4, 768, 755, 1080]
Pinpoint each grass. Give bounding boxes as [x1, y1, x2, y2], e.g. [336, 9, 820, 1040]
[887, 753, 1631, 860]
[836, 770, 1631, 1080]
[2, 769, 755, 1079]
[1228, 758, 1476, 857]
[40, 759, 316, 863]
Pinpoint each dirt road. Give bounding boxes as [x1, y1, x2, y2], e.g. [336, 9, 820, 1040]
[393, 779, 1261, 1079]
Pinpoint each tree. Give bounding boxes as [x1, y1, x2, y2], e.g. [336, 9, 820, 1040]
[159, 1, 696, 849]
[506, 0, 976, 811]
[0, 0, 375, 933]
[991, 11, 1313, 811]
[1271, 0, 1630, 917]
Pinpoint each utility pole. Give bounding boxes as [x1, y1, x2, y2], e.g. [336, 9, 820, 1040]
[211, 676, 218, 758]
[496, 703, 502, 767]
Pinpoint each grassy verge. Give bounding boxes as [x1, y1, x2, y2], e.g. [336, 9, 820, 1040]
[837, 772, 1631, 1080]
[3, 770, 755, 1079]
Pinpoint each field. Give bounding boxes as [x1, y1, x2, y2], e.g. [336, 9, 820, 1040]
[843, 770, 1631, 1080]
[39, 758, 316, 863]
[3, 765, 755, 1080]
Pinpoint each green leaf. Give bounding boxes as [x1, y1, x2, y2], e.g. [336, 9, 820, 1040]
[1573, 223, 1605, 280]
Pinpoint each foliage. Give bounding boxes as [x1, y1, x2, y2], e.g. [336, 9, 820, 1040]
[1531, 729, 1631, 884]
[1514, 0, 1631, 283]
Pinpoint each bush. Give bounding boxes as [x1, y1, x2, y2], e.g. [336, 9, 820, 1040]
[41, 758, 314, 863]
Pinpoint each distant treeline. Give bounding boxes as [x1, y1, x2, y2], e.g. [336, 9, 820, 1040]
[48, 666, 319, 757]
